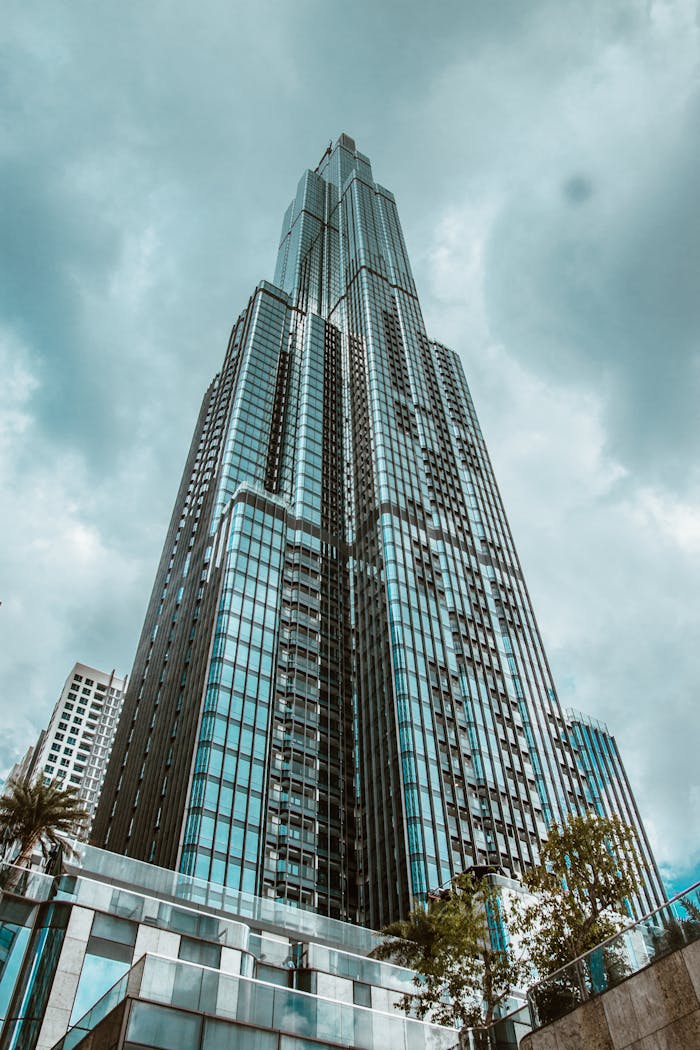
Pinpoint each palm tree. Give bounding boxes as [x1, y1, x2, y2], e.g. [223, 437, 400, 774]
[0, 774, 88, 871]
[372, 873, 525, 1032]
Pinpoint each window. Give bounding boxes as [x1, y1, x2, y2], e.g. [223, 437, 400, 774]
[178, 937, 221, 968]
[90, 913, 136, 952]
[126, 1002, 201, 1049]
[202, 1020, 275, 1050]
[70, 916, 137, 1027]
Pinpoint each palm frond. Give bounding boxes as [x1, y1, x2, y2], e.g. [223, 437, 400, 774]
[0, 774, 89, 868]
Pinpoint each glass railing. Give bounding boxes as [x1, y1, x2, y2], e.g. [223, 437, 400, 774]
[526, 879, 700, 1028]
[59, 953, 459, 1050]
[0, 862, 55, 902]
[69, 843, 381, 954]
[305, 942, 418, 996]
[54, 873, 251, 952]
[55, 870, 414, 997]
[6, 864, 416, 1003]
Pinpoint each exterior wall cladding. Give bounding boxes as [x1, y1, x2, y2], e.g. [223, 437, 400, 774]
[92, 134, 665, 928]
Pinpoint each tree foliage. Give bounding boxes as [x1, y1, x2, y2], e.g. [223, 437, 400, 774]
[512, 813, 642, 976]
[0, 774, 88, 870]
[373, 816, 646, 1033]
[372, 872, 524, 1029]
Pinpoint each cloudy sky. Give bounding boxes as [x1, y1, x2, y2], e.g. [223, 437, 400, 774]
[2, 0, 698, 895]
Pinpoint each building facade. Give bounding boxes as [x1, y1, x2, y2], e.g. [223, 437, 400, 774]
[0, 846, 462, 1050]
[23, 663, 126, 834]
[92, 134, 664, 927]
[566, 710, 662, 915]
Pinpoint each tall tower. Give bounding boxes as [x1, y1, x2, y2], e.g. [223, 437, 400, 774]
[92, 135, 665, 926]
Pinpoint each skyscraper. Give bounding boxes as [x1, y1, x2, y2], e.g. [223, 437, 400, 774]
[92, 134, 664, 927]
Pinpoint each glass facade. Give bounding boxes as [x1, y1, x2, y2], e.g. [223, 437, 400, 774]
[60, 954, 458, 1050]
[0, 849, 460, 1050]
[92, 134, 664, 927]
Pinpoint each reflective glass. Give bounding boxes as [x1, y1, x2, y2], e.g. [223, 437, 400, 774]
[203, 1019, 277, 1050]
[127, 1001, 201, 1049]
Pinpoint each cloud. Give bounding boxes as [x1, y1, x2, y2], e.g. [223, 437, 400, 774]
[474, 2, 700, 489]
[0, 330, 160, 763]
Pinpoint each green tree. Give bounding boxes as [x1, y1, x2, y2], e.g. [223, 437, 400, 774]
[512, 813, 641, 1022]
[0, 774, 88, 871]
[513, 813, 642, 974]
[373, 872, 524, 1033]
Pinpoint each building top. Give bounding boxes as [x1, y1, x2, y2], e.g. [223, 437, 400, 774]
[33, 662, 127, 791]
[565, 708, 611, 734]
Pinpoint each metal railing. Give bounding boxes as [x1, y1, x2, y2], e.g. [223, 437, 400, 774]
[526, 879, 700, 1028]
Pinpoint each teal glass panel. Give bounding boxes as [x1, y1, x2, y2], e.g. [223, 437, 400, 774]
[203, 1019, 277, 1050]
[0, 923, 30, 1022]
[127, 1001, 201, 1049]
[70, 954, 130, 1026]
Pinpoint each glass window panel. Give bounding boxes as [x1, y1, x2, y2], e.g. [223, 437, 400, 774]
[272, 985, 316, 1038]
[280, 1040, 336, 1050]
[172, 962, 219, 1015]
[179, 936, 221, 970]
[203, 1019, 277, 1050]
[255, 963, 288, 987]
[91, 914, 137, 946]
[0, 925, 30, 1021]
[235, 977, 274, 1028]
[127, 1002, 201, 1049]
[70, 953, 129, 1026]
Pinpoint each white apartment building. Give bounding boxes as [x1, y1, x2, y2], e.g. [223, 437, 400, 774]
[32, 662, 127, 831]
